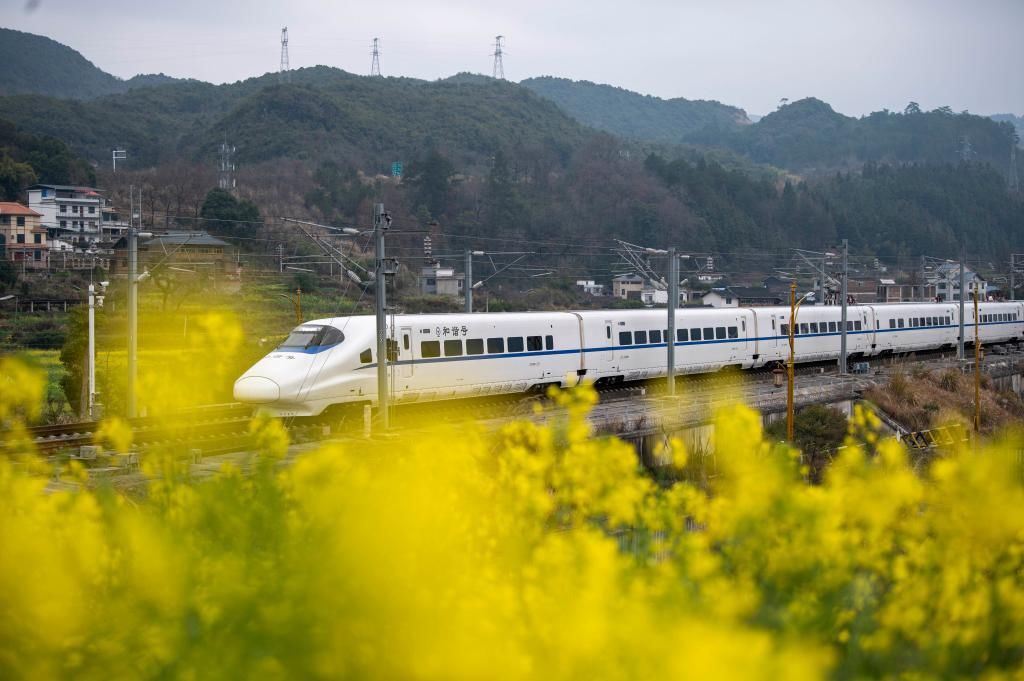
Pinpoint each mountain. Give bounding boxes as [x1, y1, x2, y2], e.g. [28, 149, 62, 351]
[520, 76, 749, 144]
[0, 66, 590, 170]
[688, 98, 1020, 175]
[0, 27, 185, 99]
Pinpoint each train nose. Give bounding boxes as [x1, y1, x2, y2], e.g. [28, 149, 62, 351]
[234, 376, 280, 404]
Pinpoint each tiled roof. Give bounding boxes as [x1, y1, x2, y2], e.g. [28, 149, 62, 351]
[0, 202, 42, 216]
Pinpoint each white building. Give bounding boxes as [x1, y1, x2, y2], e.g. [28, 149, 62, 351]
[27, 184, 129, 254]
[575, 280, 606, 296]
[419, 263, 465, 298]
[928, 263, 986, 302]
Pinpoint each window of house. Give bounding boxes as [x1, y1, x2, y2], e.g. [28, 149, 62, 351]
[466, 339, 484, 355]
[677, 329, 688, 342]
[16, 217, 25, 227]
[619, 331, 632, 345]
[34, 233, 41, 243]
[690, 328, 701, 341]
[88, 206, 95, 214]
[444, 340, 463, 356]
[34, 250, 41, 261]
[60, 220, 66, 228]
[507, 337, 524, 352]
[59, 205, 67, 213]
[545, 335, 554, 350]
[715, 327, 726, 339]
[634, 330, 648, 344]
[16, 234, 25, 243]
[728, 326, 738, 339]
[649, 330, 662, 344]
[526, 336, 543, 351]
[487, 337, 504, 354]
[359, 348, 373, 363]
[421, 341, 441, 358]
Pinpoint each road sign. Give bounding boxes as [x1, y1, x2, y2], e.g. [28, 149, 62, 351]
[391, 162, 402, 178]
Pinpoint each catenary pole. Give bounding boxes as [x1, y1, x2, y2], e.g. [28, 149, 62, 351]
[667, 247, 677, 396]
[88, 283, 96, 419]
[374, 203, 390, 430]
[974, 291, 981, 433]
[787, 281, 796, 441]
[465, 249, 473, 313]
[959, 245, 966, 361]
[127, 188, 138, 418]
[839, 238, 848, 374]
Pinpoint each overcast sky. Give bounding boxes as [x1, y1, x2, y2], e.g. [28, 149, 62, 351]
[6, 0, 1023, 116]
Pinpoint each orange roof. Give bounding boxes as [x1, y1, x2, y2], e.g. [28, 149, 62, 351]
[0, 202, 42, 217]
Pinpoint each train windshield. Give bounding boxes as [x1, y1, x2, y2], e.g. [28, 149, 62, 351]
[278, 324, 345, 350]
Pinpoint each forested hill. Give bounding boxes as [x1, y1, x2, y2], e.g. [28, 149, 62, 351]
[520, 76, 749, 144]
[689, 98, 1019, 175]
[0, 27, 184, 99]
[0, 66, 591, 170]
[990, 114, 1024, 143]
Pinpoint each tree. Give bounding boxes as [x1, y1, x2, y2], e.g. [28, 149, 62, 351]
[305, 161, 373, 224]
[200, 188, 260, 237]
[483, 148, 529, 236]
[403, 149, 457, 221]
[904, 101, 922, 115]
[0, 152, 36, 201]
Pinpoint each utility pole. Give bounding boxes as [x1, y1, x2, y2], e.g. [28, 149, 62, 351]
[370, 37, 382, 77]
[464, 249, 473, 313]
[1011, 254, 1015, 302]
[974, 291, 981, 433]
[218, 139, 236, 191]
[278, 243, 284, 274]
[959, 245, 966, 361]
[839, 238, 848, 374]
[492, 35, 505, 80]
[280, 27, 290, 82]
[374, 203, 390, 429]
[667, 247, 678, 396]
[88, 283, 96, 420]
[127, 187, 139, 418]
[787, 282, 796, 441]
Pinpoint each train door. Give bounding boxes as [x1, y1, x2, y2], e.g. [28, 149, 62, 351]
[399, 326, 414, 378]
[604, 320, 615, 367]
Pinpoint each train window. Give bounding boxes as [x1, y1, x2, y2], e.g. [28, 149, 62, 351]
[421, 341, 440, 359]
[526, 336, 543, 351]
[715, 327, 726, 339]
[800, 323, 808, 335]
[634, 330, 648, 344]
[889, 319, 896, 329]
[545, 335, 554, 350]
[677, 329, 688, 342]
[690, 328, 701, 341]
[403, 334, 410, 351]
[728, 326, 738, 339]
[781, 323, 789, 336]
[703, 327, 714, 340]
[829, 322, 838, 332]
[898, 319, 905, 328]
[847, 321, 854, 331]
[946, 316, 951, 325]
[466, 338, 484, 355]
[444, 340, 463, 357]
[507, 337, 525, 352]
[935, 316, 941, 325]
[359, 348, 372, 363]
[855, 321, 862, 331]
[649, 330, 662, 343]
[280, 324, 345, 350]
[619, 331, 632, 345]
[810, 322, 819, 333]
[606, 326, 611, 339]
[487, 337, 504, 354]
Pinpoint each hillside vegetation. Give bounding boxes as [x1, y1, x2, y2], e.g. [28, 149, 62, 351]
[0, 27, 183, 99]
[520, 76, 749, 144]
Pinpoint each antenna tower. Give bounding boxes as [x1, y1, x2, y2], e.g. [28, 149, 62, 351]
[370, 37, 382, 77]
[280, 27, 290, 82]
[219, 139, 237, 191]
[492, 35, 505, 80]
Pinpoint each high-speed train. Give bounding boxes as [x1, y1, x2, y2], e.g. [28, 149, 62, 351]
[234, 302, 1024, 417]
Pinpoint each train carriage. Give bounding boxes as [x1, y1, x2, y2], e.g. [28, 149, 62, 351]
[235, 302, 1024, 417]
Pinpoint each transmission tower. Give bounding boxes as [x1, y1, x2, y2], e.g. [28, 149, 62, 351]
[280, 27, 290, 82]
[370, 37, 382, 77]
[218, 139, 236, 191]
[492, 35, 505, 80]
[958, 134, 974, 162]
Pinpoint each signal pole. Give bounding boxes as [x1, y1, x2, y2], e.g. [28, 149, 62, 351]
[464, 249, 473, 313]
[127, 187, 139, 418]
[974, 291, 981, 433]
[374, 203, 390, 429]
[667, 247, 678, 396]
[839, 239, 848, 374]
